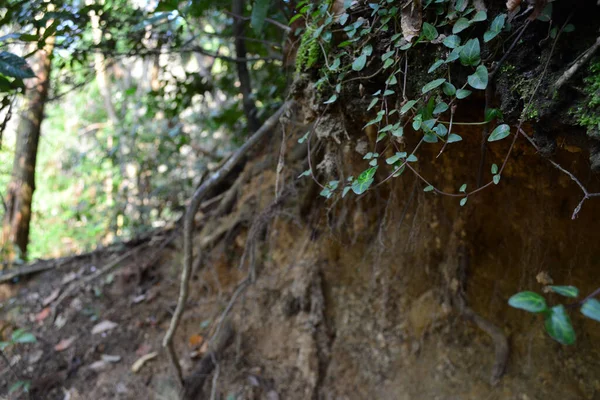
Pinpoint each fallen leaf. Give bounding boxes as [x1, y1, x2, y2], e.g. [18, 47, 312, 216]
[131, 352, 158, 373]
[54, 314, 67, 329]
[131, 295, 146, 304]
[88, 360, 109, 371]
[188, 334, 204, 348]
[28, 350, 43, 364]
[55, 336, 76, 352]
[101, 354, 121, 363]
[401, 0, 422, 42]
[35, 307, 51, 323]
[42, 288, 60, 306]
[145, 288, 159, 303]
[91, 320, 118, 335]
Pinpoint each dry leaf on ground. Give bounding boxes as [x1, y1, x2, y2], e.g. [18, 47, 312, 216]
[91, 320, 118, 335]
[55, 336, 76, 352]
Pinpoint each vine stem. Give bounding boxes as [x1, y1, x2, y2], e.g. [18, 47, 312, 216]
[566, 287, 600, 309]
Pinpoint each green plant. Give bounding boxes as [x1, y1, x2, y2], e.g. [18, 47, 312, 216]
[292, 0, 566, 207]
[508, 286, 600, 345]
[0, 328, 36, 395]
[571, 59, 600, 138]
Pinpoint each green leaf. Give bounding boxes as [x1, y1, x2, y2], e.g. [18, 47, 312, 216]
[508, 291, 547, 313]
[250, 0, 271, 34]
[447, 133, 462, 143]
[9, 380, 27, 394]
[298, 131, 310, 144]
[544, 305, 575, 345]
[485, 108, 503, 122]
[298, 170, 311, 178]
[491, 164, 498, 174]
[329, 57, 341, 71]
[446, 47, 461, 63]
[456, 89, 472, 99]
[467, 65, 488, 90]
[352, 54, 367, 71]
[563, 24, 575, 33]
[442, 82, 456, 96]
[422, 22, 438, 40]
[434, 123, 448, 137]
[0, 51, 35, 79]
[459, 183, 467, 192]
[428, 59, 445, 73]
[459, 38, 481, 66]
[452, 18, 471, 34]
[422, 78, 446, 94]
[423, 132, 438, 143]
[537, 3, 552, 22]
[424, 185, 434, 192]
[407, 154, 418, 162]
[433, 102, 449, 115]
[460, 197, 467, 206]
[0, 341, 10, 351]
[392, 127, 404, 137]
[493, 174, 501, 184]
[367, 98, 378, 111]
[484, 14, 506, 42]
[386, 152, 406, 164]
[352, 178, 374, 195]
[342, 186, 351, 198]
[581, 298, 600, 322]
[471, 10, 487, 22]
[548, 286, 579, 298]
[490, 13, 506, 32]
[11, 329, 36, 344]
[442, 35, 461, 49]
[488, 124, 511, 142]
[324, 94, 337, 104]
[401, 100, 417, 114]
[455, 0, 467, 12]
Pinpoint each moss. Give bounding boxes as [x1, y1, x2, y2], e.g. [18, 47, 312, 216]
[295, 26, 321, 73]
[570, 59, 600, 138]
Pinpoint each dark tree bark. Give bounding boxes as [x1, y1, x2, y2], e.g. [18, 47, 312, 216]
[1, 39, 55, 260]
[232, 0, 260, 133]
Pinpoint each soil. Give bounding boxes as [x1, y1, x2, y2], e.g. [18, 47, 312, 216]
[2, 4, 600, 397]
[1, 108, 599, 400]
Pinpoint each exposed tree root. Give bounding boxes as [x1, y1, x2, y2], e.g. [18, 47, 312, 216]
[181, 319, 235, 400]
[554, 35, 600, 91]
[162, 101, 292, 384]
[455, 245, 509, 386]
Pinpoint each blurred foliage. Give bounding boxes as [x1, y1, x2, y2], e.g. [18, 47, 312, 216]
[0, 0, 290, 258]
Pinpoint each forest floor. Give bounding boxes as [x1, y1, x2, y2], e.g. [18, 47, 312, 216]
[0, 235, 207, 400]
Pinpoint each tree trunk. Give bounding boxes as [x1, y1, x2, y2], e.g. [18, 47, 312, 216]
[1, 39, 55, 261]
[232, 0, 260, 133]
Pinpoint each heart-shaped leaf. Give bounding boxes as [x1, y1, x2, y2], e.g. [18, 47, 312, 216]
[459, 38, 481, 66]
[467, 65, 488, 90]
[352, 54, 367, 71]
